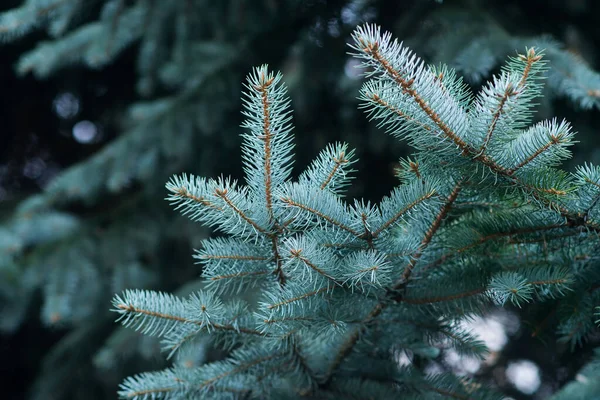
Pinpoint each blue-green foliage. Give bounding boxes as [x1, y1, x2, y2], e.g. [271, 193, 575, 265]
[419, 7, 600, 112]
[0, 2, 312, 397]
[112, 25, 600, 399]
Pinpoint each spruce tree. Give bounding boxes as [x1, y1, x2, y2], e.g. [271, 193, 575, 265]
[112, 24, 600, 399]
[1, 1, 600, 399]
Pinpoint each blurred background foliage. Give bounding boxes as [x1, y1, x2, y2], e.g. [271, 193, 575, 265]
[0, 0, 599, 399]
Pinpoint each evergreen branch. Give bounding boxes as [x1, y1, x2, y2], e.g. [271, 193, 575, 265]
[214, 187, 268, 235]
[320, 303, 385, 386]
[124, 386, 176, 399]
[422, 222, 571, 271]
[507, 231, 577, 245]
[172, 187, 222, 211]
[114, 291, 265, 337]
[291, 340, 318, 389]
[119, 302, 263, 336]
[369, 93, 435, 132]
[116, 303, 191, 325]
[354, 26, 512, 177]
[507, 133, 568, 174]
[300, 142, 356, 196]
[201, 255, 268, 261]
[478, 85, 512, 153]
[517, 48, 543, 88]
[256, 74, 276, 220]
[455, 222, 568, 253]
[528, 278, 570, 286]
[199, 354, 280, 390]
[267, 287, 329, 310]
[281, 197, 361, 237]
[262, 316, 316, 325]
[290, 249, 341, 283]
[396, 183, 462, 288]
[321, 150, 350, 191]
[211, 323, 265, 336]
[372, 189, 436, 237]
[362, 43, 473, 156]
[585, 177, 600, 190]
[241, 65, 294, 224]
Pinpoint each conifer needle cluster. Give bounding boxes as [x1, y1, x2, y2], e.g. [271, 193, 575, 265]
[112, 24, 600, 399]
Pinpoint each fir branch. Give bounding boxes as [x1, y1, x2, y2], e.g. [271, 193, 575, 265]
[266, 287, 329, 310]
[320, 150, 350, 191]
[517, 48, 543, 87]
[214, 187, 268, 235]
[355, 32, 512, 179]
[113, 290, 265, 337]
[200, 354, 279, 390]
[256, 73, 276, 220]
[362, 43, 473, 156]
[281, 197, 361, 237]
[320, 303, 385, 387]
[372, 188, 436, 237]
[455, 222, 568, 253]
[289, 249, 341, 284]
[369, 93, 435, 133]
[201, 254, 268, 261]
[478, 84, 513, 153]
[507, 131, 571, 174]
[396, 182, 462, 288]
[171, 186, 222, 211]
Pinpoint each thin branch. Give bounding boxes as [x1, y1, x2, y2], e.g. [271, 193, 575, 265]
[201, 254, 268, 261]
[281, 197, 361, 237]
[290, 249, 341, 283]
[585, 177, 600, 190]
[517, 48, 543, 88]
[507, 134, 565, 175]
[364, 44, 474, 156]
[125, 386, 177, 398]
[455, 223, 568, 253]
[395, 183, 462, 289]
[370, 93, 435, 133]
[372, 189, 437, 237]
[214, 187, 268, 234]
[116, 304, 265, 336]
[320, 303, 385, 386]
[267, 287, 329, 310]
[198, 354, 280, 390]
[256, 75, 276, 221]
[210, 270, 270, 281]
[320, 151, 350, 190]
[173, 187, 223, 211]
[478, 85, 513, 153]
